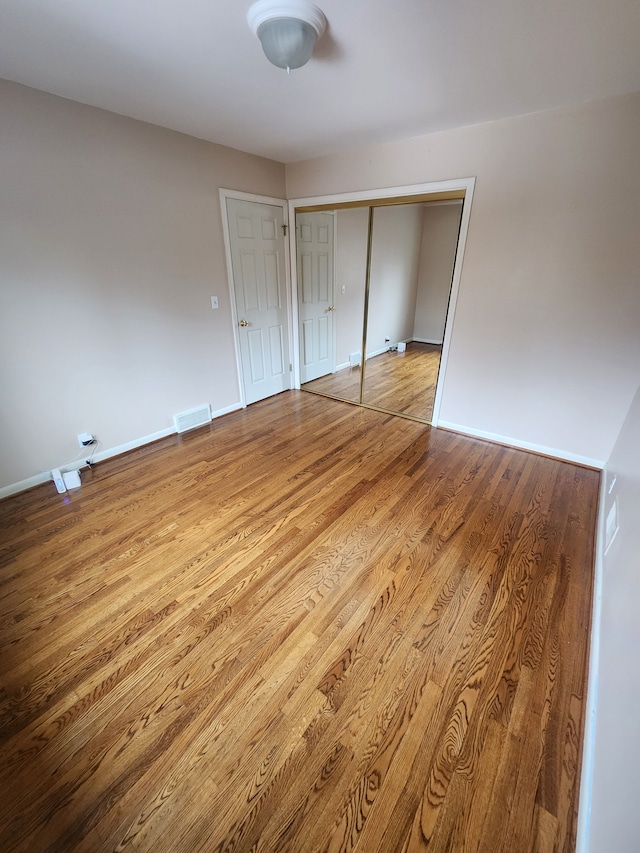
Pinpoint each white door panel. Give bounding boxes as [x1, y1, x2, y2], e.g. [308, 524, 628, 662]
[296, 211, 335, 384]
[227, 198, 290, 405]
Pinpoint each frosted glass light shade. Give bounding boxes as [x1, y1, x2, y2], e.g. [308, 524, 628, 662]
[257, 18, 317, 70]
[248, 1, 326, 71]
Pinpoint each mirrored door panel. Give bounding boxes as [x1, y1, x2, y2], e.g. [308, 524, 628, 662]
[298, 207, 367, 404]
[296, 195, 464, 424]
[362, 202, 462, 420]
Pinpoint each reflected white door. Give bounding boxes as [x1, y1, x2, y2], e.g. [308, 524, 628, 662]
[226, 198, 290, 405]
[296, 212, 335, 383]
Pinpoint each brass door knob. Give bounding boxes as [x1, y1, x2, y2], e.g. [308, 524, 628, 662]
[239, 319, 249, 327]
[327, 306, 335, 312]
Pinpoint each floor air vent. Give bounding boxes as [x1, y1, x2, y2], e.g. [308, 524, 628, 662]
[174, 404, 212, 434]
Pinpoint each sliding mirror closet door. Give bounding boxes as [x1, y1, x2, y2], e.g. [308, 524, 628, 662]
[294, 190, 466, 424]
[362, 201, 463, 420]
[297, 208, 367, 403]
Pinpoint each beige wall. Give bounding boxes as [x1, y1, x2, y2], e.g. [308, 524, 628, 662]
[332, 205, 425, 366]
[585, 386, 640, 852]
[413, 202, 462, 345]
[286, 92, 640, 465]
[0, 80, 285, 490]
[367, 205, 423, 355]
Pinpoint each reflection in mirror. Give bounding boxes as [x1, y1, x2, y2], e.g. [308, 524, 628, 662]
[298, 207, 367, 403]
[296, 211, 336, 384]
[297, 196, 463, 423]
[362, 201, 462, 420]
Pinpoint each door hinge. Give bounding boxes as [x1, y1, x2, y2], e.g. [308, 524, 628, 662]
[289, 363, 292, 371]
[282, 223, 288, 236]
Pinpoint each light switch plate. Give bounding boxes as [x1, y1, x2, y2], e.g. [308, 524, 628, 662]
[211, 296, 219, 310]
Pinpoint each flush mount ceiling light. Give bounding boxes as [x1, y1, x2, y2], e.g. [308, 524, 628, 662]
[247, 0, 327, 72]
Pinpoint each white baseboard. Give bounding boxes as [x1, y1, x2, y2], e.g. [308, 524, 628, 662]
[332, 341, 442, 374]
[0, 402, 243, 500]
[412, 336, 443, 346]
[0, 472, 52, 500]
[437, 421, 605, 469]
[574, 468, 606, 853]
[366, 346, 388, 359]
[334, 349, 393, 370]
[335, 344, 422, 371]
[212, 402, 244, 418]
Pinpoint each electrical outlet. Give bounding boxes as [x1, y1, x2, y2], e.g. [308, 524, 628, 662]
[605, 499, 619, 554]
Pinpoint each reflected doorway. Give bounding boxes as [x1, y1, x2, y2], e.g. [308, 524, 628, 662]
[296, 211, 335, 384]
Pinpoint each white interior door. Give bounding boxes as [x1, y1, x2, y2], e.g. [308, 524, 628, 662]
[296, 212, 335, 383]
[226, 198, 290, 405]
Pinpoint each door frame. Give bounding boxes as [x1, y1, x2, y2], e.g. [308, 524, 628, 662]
[220, 188, 293, 408]
[287, 177, 475, 426]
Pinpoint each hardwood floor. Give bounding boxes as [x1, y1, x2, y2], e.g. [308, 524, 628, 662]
[302, 360, 362, 402]
[0, 391, 599, 852]
[302, 343, 442, 420]
[362, 343, 442, 419]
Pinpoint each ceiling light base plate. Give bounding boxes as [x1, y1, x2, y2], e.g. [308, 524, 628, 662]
[247, 1, 326, 39]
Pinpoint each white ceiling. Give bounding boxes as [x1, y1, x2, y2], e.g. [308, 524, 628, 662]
[1, 0, 639, 163]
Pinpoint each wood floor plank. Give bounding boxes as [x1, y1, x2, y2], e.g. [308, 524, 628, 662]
[302, 342, 442, 421]
[0, 390, 598, 852]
